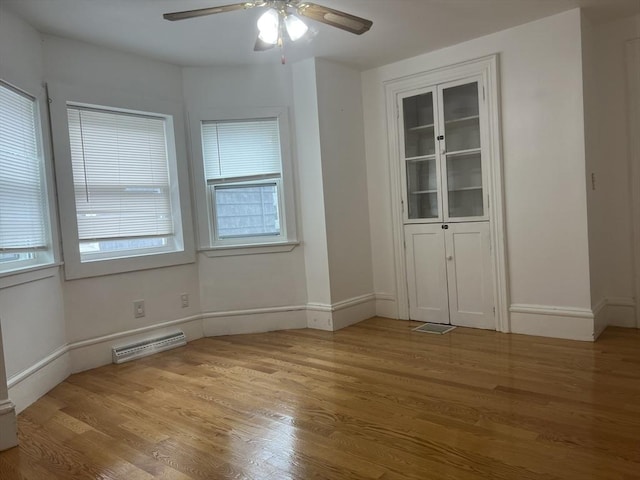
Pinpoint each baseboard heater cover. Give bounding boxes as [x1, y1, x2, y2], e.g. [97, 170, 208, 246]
[112, 331, 186, 364]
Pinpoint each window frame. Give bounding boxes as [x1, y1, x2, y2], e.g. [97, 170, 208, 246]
[0, 79, 58, 280]
[189, 107, 298, 255]
[48, 83, 195, 279]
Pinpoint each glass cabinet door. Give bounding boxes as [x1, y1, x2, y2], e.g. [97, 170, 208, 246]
[440, 81, 484, 219]
[402, 91, 439, 220]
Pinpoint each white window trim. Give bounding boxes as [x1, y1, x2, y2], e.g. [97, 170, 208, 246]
[0, 79, 59, 277]
[48, 83, 195, 279]
[0, 263, 61, 289]
[188, 107, 298, 254]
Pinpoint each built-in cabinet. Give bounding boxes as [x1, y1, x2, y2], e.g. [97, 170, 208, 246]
[405, 223, 494, 328]
[400, 77, 488, 223]
[398, 74, 495, 329]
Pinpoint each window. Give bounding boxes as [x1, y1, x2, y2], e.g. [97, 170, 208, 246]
[202, 119, 284, 242]
[189, 107, 297, 254]
[0, 81, 52, 274]
[66, 105, 180, 262]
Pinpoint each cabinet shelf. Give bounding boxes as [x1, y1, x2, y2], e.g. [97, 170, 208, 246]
[405, 154, 436, 162]
[407, 124, 435, 132]
[449, 186, 482, 192]
[445, 115, 479, 125]
[444, 147, 481, 157]
[411, 189, 438, 195]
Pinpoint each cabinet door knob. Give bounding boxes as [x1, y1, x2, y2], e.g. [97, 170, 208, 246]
[447, 255, 453, 261]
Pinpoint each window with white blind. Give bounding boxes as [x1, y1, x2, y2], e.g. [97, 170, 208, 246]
[202, 118, 284, 242]
[66, 105, 181, 262]
[0, 81, 52, 274]
[189, 107, 297, 253]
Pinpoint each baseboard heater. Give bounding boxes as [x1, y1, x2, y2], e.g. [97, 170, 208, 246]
[112, 331, 186, 364]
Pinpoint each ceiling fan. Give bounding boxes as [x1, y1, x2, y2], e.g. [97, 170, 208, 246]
[163, 1, 373, 55]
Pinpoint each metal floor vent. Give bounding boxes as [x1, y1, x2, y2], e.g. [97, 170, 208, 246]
[413, 323, 456, 335]
[112, 331, 186, 364]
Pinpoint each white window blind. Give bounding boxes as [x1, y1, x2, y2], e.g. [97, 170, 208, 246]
[0, 83, 47, 251]
[202, 119, 281, 181]
[67, 106, 173, 241]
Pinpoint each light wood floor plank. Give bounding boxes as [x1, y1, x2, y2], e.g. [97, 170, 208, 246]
[2, 318, 640, 479]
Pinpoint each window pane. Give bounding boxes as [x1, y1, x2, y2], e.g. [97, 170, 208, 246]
[214, 183, 280, 239]
[67, 106, 175, 257]
[0, 83, 47, 251]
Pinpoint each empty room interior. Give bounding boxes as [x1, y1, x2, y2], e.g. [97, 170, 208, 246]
[1, 0, 640, 478]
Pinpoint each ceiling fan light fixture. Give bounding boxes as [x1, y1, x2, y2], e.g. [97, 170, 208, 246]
[257, 8, 279, 44]
[284, 14, 308, 41]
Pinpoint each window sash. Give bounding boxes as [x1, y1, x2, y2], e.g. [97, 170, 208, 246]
[210, 179, 282, 241]
[67, 106, 174, 243]
[0, 82, 48, 252]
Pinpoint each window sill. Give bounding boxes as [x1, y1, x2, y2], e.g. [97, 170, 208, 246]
[0, 262, 62, 289]
[199, 241, 300, 258]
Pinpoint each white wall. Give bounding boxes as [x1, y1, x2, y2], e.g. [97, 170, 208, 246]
[315, 59, 374, 304]
[581, 13, 603, 313]
[292, 59, 332, 307]
[362, 9, 593, 337]
[292, 58, 375, 329]
[181, 65, 309, 314]
[40, 35, 203, 349]
[0, 8, 69, 411]
[587, 14, 640, 328]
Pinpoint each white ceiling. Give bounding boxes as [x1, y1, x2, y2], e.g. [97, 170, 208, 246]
[2, 0, 639, 70]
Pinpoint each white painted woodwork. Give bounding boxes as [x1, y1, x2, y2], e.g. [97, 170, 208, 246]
[405, 222, 494, 329]
[445, 222, 494, 329]
[0, 319, 18, 450]
[404, 224, 449, 323]
[381, 54, 508, 330]
[397, 67, 497, 331]
[627, 38, 640, 328]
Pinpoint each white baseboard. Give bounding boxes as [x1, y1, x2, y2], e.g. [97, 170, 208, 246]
[0, 399, 17, 451]
[374, 292, 398, 319]
[307, 293, 376, 331]
[593, 298, 608, 339]
[7, 346, 71, 413]
[590, 297, 637, 337]
[68, 316, 205, 374]
[605, 297, 637, 328]
[202, 306, 307, 336]
[332, 294, 376, 330]
[306, 309, 333, 331]
[3, 296, 368, 414]
[509, 304, 595, 341]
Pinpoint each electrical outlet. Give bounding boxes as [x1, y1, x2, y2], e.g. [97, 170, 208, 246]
[180, 293, 189, 308]
[134, 300, 145, 318]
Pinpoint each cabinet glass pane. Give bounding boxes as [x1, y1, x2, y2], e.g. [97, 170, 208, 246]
[407, 159, 438, 219]
[443, 83, 480, 153]
[447, 152, 483, 218]
[403, 93, 435, 158]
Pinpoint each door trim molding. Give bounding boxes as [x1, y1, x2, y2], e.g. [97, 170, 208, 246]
[383, 54, 510, 332]
[627, 39, 640, 329]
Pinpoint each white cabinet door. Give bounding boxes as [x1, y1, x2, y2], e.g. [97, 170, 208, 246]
[404, 224, 449, 323]
[444, 222, 494, 329]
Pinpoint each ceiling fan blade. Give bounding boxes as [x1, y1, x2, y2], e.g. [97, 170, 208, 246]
[296, 2, 372, 35]
[254, 35, 276, 51]
[163, 2, 261, 21]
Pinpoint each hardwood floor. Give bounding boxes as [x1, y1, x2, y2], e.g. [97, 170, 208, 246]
[1, 317, 640, 479]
